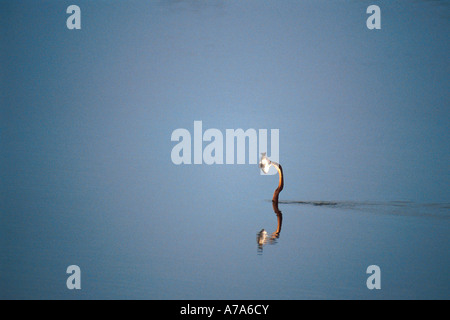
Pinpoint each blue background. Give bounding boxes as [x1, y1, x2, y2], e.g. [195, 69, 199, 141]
[1, 0, 449, 299]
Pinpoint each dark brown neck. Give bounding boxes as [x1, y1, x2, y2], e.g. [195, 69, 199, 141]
[272, 163, 283, 204]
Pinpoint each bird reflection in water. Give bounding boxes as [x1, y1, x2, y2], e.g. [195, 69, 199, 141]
[257, 201, 283, 253]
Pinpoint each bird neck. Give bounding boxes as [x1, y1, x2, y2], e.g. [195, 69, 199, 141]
[272, 163, 283, 204]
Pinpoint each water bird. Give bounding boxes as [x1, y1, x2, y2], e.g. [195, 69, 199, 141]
[259, 153, 284, 205]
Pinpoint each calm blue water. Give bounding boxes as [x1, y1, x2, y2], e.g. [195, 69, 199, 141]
[1, 0, 449, 299]
[2, 184, 449, 299]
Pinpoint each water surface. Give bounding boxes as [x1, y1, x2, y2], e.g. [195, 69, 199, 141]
[1, 0, 449, 299]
